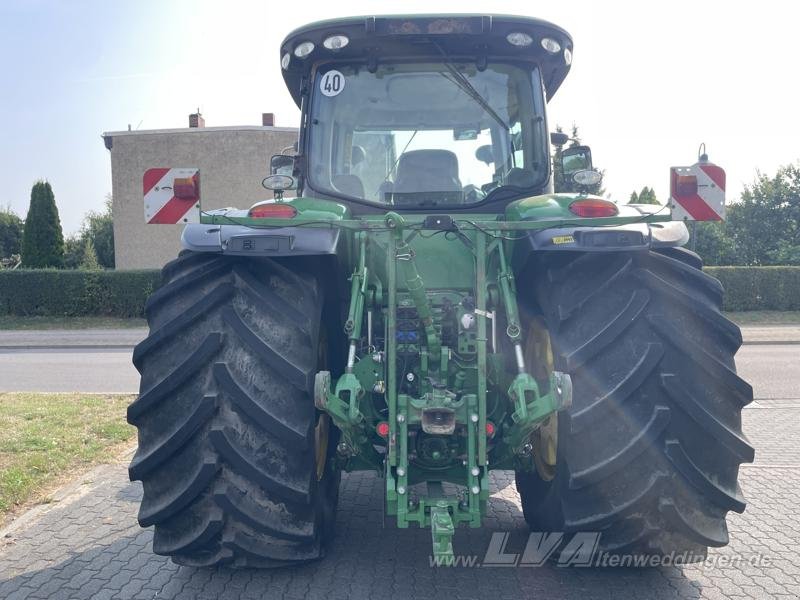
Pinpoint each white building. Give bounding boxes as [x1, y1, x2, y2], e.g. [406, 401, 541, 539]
[103, 113, 297, 269]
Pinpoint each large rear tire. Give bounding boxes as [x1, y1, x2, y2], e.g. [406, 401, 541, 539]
[516, 248, 754, 560]
[128, 251, 339, 567]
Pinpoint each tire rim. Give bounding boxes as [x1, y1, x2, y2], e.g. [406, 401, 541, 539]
[314, 413, 330, 481]
[314, 322, 331, 482]
[525, 316, 558, 481]
[533, 414, 558, 481]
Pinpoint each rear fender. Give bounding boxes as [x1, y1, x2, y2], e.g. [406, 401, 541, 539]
[179, 195, 348, 257]
[521, 219, 689, 254]
[507, 194, 689, 272]
[181, 221, 341, 256]
[511, 220, 689, 274]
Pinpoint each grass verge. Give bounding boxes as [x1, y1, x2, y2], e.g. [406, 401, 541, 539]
[0, 393, 135, 527]
[725, 311, 800, 325]
[0, 316, 146, 330]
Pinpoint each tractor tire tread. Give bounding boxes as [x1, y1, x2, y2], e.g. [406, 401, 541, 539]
[129, 252, 336, 567]
[516, 249, 753, 559]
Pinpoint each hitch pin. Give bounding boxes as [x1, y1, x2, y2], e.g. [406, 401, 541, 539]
[514, 344, 525, 374]
[474, 309, 497, 353]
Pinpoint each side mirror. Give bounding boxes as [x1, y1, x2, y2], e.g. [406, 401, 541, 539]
[264, 155, 297, 193]
[560, 145, 593, 176]
[560, 145, 602, 190]
[270, 154, 295, 177]
[550, 132, 569, 146]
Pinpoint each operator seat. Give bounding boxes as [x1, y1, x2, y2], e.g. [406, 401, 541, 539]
[393, 150, 462, 195]
[331, 145, 368, 199]
[332, 174, 365, 199]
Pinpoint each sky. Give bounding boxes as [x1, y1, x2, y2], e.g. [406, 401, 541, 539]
[0, 0, 796, 234]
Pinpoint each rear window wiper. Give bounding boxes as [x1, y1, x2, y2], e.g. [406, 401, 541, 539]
[432, 42, 511, 134]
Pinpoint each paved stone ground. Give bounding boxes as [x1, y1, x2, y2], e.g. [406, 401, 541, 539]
[0, 402, 798, 600]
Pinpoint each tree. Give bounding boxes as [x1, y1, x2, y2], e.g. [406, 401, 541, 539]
[692, 221, 738, 266]
[724, 164, 800, 265]
[61, 196, 115, 270]
[21, 181, 64, 268]
[0, 206, 24, 258]
[80, 195, 114, 268]
[552, 124, 605, 195]
[629, 186, 659, 205]
[63, 235, 84, 269]
[79, 238, 101, 270]
[691, 163, 800, 266]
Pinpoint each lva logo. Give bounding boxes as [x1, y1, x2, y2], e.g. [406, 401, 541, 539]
[482, 532, 600, 567]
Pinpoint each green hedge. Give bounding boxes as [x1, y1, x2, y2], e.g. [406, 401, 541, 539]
[0, 266, 797, 317]
[0, 269, 162, 318]
[705, 266, 800, 311]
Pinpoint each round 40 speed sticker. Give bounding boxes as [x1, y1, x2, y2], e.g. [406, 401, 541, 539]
[320, 70, 345, 97]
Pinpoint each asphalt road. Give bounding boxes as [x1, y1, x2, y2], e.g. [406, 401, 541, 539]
[734, 345, 800, 401]
[0, 348, 140, 393]
[0, 341, 795, 396]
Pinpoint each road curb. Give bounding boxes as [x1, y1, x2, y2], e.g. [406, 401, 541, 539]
[0, 345, 137, 351]
[0, 328, 147, 351]
[742, 340, 800, 345]
[1, 340, 798, 349]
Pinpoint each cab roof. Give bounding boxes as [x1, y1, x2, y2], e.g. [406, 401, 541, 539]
[279, 14, 573, 107]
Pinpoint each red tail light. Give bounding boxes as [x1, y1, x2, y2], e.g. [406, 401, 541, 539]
[173, 177, 198, 200]
[675, 174, 698, 197]
[248, 203, 298, 219]
[568, 198, 618, 218]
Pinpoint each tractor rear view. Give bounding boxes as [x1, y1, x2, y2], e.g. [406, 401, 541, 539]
[128, 14, 753, 567]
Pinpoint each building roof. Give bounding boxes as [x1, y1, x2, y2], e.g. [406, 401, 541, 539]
[102, 125, 298, 149]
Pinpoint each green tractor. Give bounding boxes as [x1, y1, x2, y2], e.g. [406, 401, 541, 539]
[129, 14, 753, 567]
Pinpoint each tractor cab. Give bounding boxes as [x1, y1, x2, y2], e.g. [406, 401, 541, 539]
[275, 15, 574, 212]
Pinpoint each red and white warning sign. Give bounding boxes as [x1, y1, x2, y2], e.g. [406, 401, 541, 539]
[143, 168, 200, 224]
[669, 160, 726, 221]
